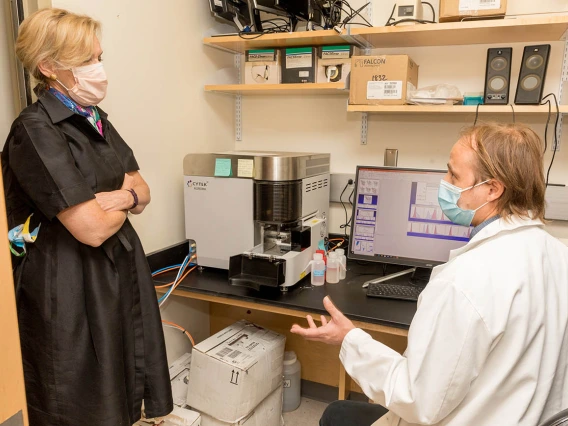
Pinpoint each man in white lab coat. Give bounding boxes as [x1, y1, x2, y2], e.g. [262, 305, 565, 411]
[292, 123, 568, 426]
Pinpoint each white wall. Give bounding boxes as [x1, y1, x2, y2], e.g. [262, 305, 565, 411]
[0, 2, 17, 134]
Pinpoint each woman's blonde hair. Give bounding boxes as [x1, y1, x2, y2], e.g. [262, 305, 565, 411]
[460, 123, 546, 221]
[15, 8, 100, 86]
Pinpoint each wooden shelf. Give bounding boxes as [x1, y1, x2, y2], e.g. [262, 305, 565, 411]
[347, 104, 568, 115]
[205, 83, 348, 96]
[203, 30, 347, 54]
[204, 16, 568, 53]
[351, 15, 568, 48]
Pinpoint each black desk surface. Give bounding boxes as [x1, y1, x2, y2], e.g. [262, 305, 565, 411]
[152, 247, 418, 330]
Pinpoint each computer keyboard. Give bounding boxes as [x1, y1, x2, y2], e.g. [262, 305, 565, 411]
[366, 283, 425, 301]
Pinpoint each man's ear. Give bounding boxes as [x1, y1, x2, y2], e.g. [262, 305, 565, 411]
[487, 179, 505, 201]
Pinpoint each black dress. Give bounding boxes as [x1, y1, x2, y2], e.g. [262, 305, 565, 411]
[2, 88, 173, 426]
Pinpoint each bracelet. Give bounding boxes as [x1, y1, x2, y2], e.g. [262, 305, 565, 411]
[124, 188, 139, 209]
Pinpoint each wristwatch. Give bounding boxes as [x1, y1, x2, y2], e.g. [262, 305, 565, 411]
[124, 188, 139, 209]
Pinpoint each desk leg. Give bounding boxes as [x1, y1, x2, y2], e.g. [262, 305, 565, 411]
[338, 364, 351, 401]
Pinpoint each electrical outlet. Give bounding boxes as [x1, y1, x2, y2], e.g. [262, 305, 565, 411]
[330, 173, 356, 203]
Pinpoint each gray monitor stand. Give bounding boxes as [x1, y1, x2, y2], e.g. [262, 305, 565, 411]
[362, 267, 417, 289]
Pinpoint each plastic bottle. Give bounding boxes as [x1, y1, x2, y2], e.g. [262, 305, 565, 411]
[311, 253, 326, 286]
[336, 249, 347, 280]
[326, 252, 340, 284]
[282, 351, 302, 412]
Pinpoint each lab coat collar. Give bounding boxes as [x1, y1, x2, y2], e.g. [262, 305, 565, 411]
[448, 214, 544, 261]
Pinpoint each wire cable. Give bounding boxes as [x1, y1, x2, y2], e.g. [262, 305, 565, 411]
[541, 95, 554, 153]
[162, 320, 195, 346]
[541, 93, 560, 186]
[339, 182, 350, 236]
[474, 103, 482, 126]
[159, 265, 197, 308]
[154, 255, 197, 289]
[422, 2, 436, 22]
[509, 104, 516, 123]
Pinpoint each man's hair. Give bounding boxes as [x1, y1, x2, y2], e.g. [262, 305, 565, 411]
[460, 123, 546, 221]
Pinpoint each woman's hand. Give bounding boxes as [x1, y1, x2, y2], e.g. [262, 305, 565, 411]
[95, 190, 132, 212]
[290, 296, 356, 345]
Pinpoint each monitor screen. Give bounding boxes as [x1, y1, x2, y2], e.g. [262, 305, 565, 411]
[348, 166, 471, 268]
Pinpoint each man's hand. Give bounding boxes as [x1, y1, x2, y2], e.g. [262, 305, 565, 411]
[290, 296, 356, 345]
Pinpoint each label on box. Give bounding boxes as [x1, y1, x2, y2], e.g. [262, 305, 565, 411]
[284, 380, 291, 388]
[214, 0, 222, 6]
[367, 81, 403, 100]
[286, 50, 312, 69]
[459, 0, 501, 11]
[246, 49, 276, 62]
[321, 46, 351, 59]
[299, 71, 310, 77]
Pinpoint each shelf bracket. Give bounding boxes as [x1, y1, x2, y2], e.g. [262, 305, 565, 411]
[360, 112, 368, 145]
[555, 37, 568, 151]
[235, 54, 242, 142]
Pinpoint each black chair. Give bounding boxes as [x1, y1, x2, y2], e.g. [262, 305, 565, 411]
[539, 408, 568, 426]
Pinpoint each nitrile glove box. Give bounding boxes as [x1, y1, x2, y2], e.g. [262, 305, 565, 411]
[200, 386, 283, 426]
[186, 320, 286, 423]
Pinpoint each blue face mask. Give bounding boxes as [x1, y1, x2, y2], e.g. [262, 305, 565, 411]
[438, 179, 490, 227]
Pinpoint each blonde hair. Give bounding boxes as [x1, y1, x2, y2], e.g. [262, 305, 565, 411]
[15, 8, 100, 86]
[460, 123, 546, 221]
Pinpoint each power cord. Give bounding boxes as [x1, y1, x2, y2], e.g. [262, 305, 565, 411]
[340, 180, 354, 236]
[540, 93, 560, 186]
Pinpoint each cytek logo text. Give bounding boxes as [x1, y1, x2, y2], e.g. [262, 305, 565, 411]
[187, 180, 208, 190]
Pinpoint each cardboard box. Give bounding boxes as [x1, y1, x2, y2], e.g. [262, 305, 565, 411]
[280, 47, 317, 83]
[316, 45, 353, 85]
[135, 407, 201, 426]
[440, 0, 507, 22]
[349, 55, 419, 106]
[244, 50, 281, 85]
[200, 386, 283, 426]
[187, 321, 286, 423]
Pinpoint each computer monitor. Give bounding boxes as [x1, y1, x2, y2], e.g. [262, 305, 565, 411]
[348, 166, 471, 271]
[249, 0, 290, 32]
[276, 0, 322, 22]
[208, 0, 251, 30]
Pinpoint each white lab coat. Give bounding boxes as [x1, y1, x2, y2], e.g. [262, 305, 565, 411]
[341, 216, 568, 426]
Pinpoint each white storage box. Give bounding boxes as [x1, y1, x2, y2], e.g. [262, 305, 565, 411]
[200, 386, 283, 426]
[187, 320, 286, 423]
[244, 50, 281, 84]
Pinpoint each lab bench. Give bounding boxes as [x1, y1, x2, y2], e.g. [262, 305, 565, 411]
[150, 242, 417, 401]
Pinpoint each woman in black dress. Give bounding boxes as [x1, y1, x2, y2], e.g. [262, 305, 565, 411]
[2, 8, 173, 425]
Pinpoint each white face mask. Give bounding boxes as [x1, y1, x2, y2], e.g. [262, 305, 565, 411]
[57, 62, 108, 106]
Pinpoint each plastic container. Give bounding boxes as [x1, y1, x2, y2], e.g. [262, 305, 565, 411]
[311, 253, 326, 286]
[326, 252, 340, 284]
[283, 351, 302, 412]
[336, 249, 347, 280]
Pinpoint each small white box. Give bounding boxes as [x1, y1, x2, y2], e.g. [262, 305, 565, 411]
[187, 320, 286, 423]
[244, 50, 281, 84]
[200, 386, 283, 426]
[169, 353, 192, 407]
[135, 407, 201, 426]
[317, 45, 353, 85]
